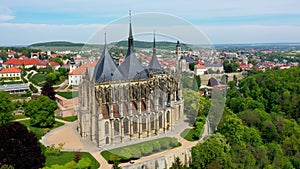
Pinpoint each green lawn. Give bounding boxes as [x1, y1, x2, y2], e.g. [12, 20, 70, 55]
[180, 128, 198, 141]
[30, 74, 46, 86]
[57, 92, 79, 99]
[19, 120, 64, 139]
[101, 137, 181, 163]
[45, 152, 100, 169]
[56, 116, 77, 122]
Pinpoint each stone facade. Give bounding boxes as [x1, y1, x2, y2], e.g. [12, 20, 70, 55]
[78, 72, 184, 146]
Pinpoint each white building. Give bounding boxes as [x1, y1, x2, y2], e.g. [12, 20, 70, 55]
[194, 64, 207, 75]
[68, 61, 97, 86]
[0, 67, 21, 78]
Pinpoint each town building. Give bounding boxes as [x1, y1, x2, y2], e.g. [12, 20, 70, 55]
[68, 61, 97, 86]
[0, 67, 22, 79]
[204, 61, 224, 73]
[194, 63, 207, 75]
[77, 19, 184, 146]
[0, 84, 29, 94]
[3, 58, 40, 69]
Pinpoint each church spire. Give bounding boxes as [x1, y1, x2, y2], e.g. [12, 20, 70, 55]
[153, 31, 156, 55]
[148, 31, 163, 72]
[127, 10, 134, 57]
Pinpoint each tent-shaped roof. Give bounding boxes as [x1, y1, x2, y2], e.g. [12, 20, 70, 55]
[118, 12, 147, 80]
[93, 43, 123, 82]
[148, 33, 164, 73]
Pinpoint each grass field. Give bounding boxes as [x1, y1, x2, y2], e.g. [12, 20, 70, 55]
[19, 120, 64, 139]
[180, 128, 198, 141]
[57, 92, 79, 99]
[45, 151, 100, 169]
[30, 73, 46, 86]
[56, 115, 77, 122]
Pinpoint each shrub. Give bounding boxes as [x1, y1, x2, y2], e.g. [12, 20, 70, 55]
[130, 146, 141, 159]
[141, 143, 153, 156]
[77, 157, 91, 169]
[160, 139, 170, 150]
[64, 161, 77, 169]
[152, 141, 161, 152]
[74, 151, 82, 162]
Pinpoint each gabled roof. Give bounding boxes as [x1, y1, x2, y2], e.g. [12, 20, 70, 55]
[0, 67, 22, 74]
[148, 33, 164, 73]
[69, 61, 97, 75]
[93, 44, 123, 82]
[4, 58, 40, 66]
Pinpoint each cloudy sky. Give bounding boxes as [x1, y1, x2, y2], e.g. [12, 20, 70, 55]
[1, 0, 300, 46]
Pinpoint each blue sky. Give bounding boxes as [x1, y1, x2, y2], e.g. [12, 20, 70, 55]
[1, 0, 300, 46]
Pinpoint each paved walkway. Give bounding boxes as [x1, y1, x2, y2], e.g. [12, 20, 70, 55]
[40, 118, 210, 169]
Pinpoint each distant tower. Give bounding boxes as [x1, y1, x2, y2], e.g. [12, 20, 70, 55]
[176, 41, 181, 58]
[70, 58, 76, 72]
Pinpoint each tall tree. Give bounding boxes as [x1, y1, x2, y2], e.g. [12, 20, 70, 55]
[0, 122, 45, 168]
[41, 83, 56, 100]
[0, 91, 14, 127]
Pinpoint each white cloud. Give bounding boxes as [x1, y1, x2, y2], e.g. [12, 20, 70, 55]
[0, 6, 15, 21]
[0, 15, 15, 21]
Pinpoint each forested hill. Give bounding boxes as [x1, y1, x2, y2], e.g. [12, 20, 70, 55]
[29, 41, 85, 47]
[115, 40, 192, 51]
[191, 67, 300, 168]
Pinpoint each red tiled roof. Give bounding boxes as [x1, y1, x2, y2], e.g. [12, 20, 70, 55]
[38, 60, 49, 66]
[0, 67, 22, 74]
[4, 58, 40, 66]
[50, 61, 60, 66]
[19, 55, 28, 60]
[195, 64, 206, 69]
[69, 61, 97, 75]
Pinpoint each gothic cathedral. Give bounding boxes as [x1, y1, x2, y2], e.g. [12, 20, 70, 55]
[77, 18, 184, 146]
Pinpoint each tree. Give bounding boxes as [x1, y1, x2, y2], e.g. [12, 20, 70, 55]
[191, 133, 233, 169]
[0, 91, 14, 126]
[169, 157, 186, 169]
[194, 75, 201, 89]
[41, 83, 56, 100]
[112, 161, 121, 169]
[25, 95, 57, 127]
[0, 122, 45, 169]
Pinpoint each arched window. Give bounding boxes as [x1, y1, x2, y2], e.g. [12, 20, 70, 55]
[124, 118, 129, 135]
[114, 120, 119, 136]
[150, 114, 155, 130]
[159, 113, 162, 128]
[105, 122, 109, 135]
[133, 117, 138, 133]
[166, 111, 170, 123]
[142, 116, 146, 131]
[106, 137, 109, 144]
